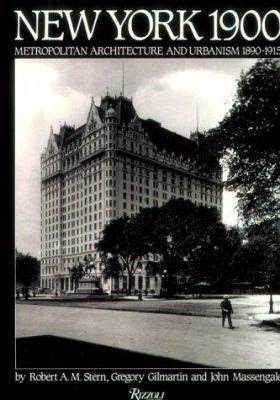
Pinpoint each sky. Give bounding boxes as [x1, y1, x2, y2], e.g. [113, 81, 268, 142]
[15, 58, 256, 257]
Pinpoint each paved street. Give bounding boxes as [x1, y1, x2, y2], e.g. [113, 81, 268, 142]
[16, 302, 280, 369]
[20, 294, 280, 320]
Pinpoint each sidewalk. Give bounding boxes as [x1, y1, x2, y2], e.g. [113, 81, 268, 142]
[252, 313, 280, 329]
[16, 304, 279, 369]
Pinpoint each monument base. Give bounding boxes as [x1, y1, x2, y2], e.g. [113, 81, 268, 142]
[75, 275, 104, 295]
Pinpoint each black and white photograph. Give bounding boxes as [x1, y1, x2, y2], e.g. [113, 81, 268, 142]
[15, 57, 280, 372]
[7, 0, 280, 391]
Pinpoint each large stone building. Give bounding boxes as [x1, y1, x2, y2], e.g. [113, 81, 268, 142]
[40, 94, 223, 294]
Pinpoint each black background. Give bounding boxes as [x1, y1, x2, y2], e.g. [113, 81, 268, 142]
[4, 0, 280, 395]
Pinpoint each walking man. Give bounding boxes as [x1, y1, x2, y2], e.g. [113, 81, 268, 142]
[220, 295, 234, 329]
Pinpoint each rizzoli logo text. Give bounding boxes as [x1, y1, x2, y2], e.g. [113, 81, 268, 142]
[129, 388, 165, 400]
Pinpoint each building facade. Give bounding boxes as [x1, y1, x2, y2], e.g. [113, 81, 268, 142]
[40, 94, 223, 294]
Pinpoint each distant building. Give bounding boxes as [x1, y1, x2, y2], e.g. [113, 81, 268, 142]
[40, 94, 223, 294]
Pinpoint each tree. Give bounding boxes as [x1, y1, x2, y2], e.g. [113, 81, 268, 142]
[229, 219, 280, 312]
[211, 227, 243, 289]
[97, 200, 244, 297]
[205, 59, 280, 224]
[142, 198, 228, 296]
[247, 221, 279, 287]
[101, 255, 123, 280]
[96, 216, 148, 294]
[230, 221, 279, 285]
[16, 250, 40, 296]
[187, 226, 242, 291]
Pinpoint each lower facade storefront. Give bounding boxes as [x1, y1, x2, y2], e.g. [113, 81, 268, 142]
[40, 276, 74, 293]
[110, 274, 161, 295]
[40, 272, 162, 295]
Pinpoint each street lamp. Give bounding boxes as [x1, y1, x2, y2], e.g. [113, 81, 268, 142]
[269, 292, 274, 314]
[160, 269, 168, 297]
[161, 269, 167, 282]
[166, 235, 172, 245]
[268, 266, 274, 314]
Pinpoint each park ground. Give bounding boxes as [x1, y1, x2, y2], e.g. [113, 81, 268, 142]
[16, 294, 280, 369]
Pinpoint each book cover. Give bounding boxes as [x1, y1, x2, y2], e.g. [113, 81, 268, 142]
[7, 0, 280, 393]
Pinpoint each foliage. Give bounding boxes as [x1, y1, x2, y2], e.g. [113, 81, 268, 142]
[16, 250, 40, 288]
[206, 59, 280, 224]
[96, 216, 149, 294]
[228, 220, 280, 290]
[101, 256, 123, 279]
[141, 199, 241, 294]
[96, 198, 280, 295]
[136, 199, 232, 294]
[187, 226, 242, 287]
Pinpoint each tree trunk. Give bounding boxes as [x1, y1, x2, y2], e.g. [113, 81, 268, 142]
[269, 293, 274, 313]
[166, 275, 173, 298]
[166, 272, 177, 298]
[127, 271, 133, 295]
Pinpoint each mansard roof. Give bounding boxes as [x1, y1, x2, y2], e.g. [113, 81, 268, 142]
[141, 118, 197, 158]
[53, 133, 62, 147]
[60, 124, 85, 147]
[97, 95, 198, 157]
[53, 95, 200, 158]
[98, 95, 137, 124]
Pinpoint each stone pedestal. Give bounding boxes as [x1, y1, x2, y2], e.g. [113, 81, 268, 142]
[76, 275, 103, 294]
